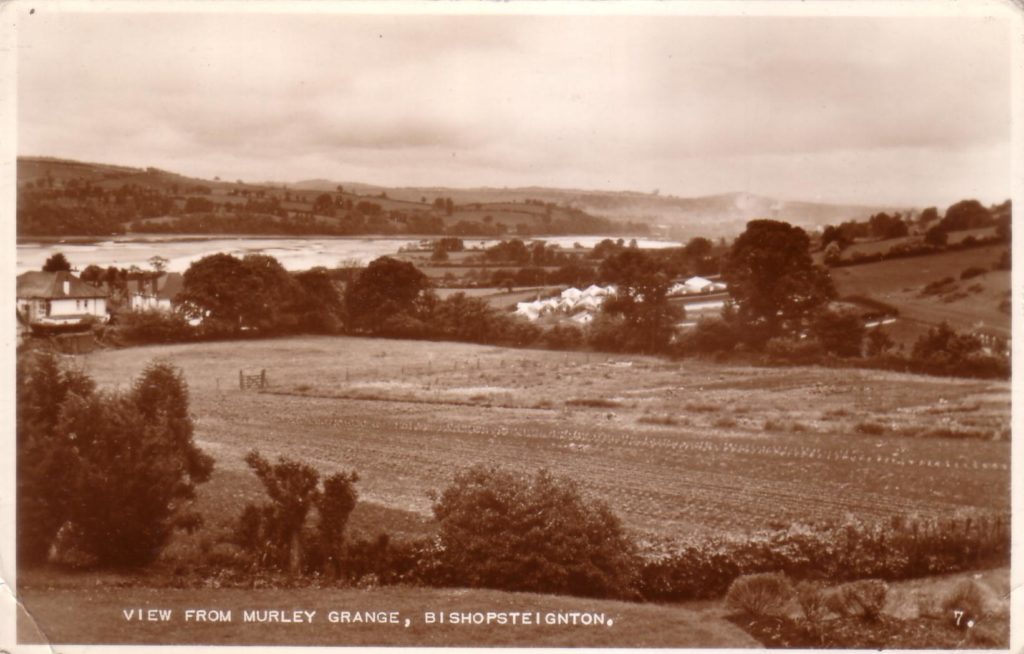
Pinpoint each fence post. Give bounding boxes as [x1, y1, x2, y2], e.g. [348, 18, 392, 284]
[261, 369, 266, 388]
[239, 370, 243, 390]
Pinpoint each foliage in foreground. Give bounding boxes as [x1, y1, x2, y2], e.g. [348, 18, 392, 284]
[430, 465, 639, 600]
[233, 450, 359, 577]
[639, 512, 1009, 602]
[17, 353, 213, 567]
[724, 572, 1007, 649]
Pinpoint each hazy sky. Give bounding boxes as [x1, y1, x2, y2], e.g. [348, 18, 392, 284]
[15, 5, 1015, 207]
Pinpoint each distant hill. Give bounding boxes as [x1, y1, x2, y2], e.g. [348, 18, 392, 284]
[291, 180, 902, 239]
[19, 156, 901, 239]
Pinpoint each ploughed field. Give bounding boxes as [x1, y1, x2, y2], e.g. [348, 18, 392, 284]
[79, 336, 1010, 543]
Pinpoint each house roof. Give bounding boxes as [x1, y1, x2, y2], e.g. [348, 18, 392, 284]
[17, 271, 107, 299]
[155, 273, 184, 300]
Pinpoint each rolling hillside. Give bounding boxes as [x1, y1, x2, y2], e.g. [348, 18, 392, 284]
[14, 155, 897, 240]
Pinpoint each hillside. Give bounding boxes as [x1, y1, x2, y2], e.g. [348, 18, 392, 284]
[292, 180, 900, 239]
[16, 157, 640, 239]
[17, 156, 901, 240]
[831, 244, 1011, 343]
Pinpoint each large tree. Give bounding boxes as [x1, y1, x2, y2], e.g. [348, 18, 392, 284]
[343, 256, 430, 333]
[722, 220, 835, 345]
[18, 356, 212, 567]
[179, 253, 298, 334]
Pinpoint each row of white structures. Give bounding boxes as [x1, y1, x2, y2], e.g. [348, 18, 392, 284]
[514, 276, 727, 323]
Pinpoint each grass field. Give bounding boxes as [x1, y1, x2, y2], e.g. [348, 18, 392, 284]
[831, 244, 1010, 341]
[71, 336, 1010, 546]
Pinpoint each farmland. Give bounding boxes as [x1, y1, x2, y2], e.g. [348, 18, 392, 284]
[831, 244, 1010, 340]
[74, 336, 1011, 545]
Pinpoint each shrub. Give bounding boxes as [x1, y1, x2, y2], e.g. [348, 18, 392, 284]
[234, 450, 358, 576]
[638, 512, 1008, 602]
[940, 579, 987, 629]
[116, 309, 193, 344]
[764, 337, 824, 363]
[725, 572, 795, 617]
[796, 581, 828, 624]
[542, 323, 585, 350]
[431, 465, 638, 599]
[19, 357, 213, 567]
[675, 317, 739, 354]
[825, 579, 888, 621]
[920, 276, 955, 296]
[810, 308, 865, 358]
[960, 266, 987, 280]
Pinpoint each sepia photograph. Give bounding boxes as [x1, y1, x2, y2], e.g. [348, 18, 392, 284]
[1, 0, 1019, 651]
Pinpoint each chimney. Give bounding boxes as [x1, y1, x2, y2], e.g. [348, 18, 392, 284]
[63, 280, 70, 295]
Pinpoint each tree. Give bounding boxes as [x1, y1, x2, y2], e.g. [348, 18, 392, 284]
[432, 465, 638, 599]
[179, 253, 298, 334]
[684, 237, 713, 261]
[313, 193, 336, 217]
[80, 264, 105, 285]
[940, 199, 991, 232]
[179, 253, 251, 331]
[924, 224, 948, 247]
[344, 257, 431, 333]
[292, 267, 345, 333]
[810, 308, 865, 357]
[18, 356, 212, 567]
[911, 322, 982, 365]
[721, 220, 835, 346]
[820, 225, 849, 250]
[596, 250, 682, 354]
[17, 353, 95, 564]
[42, 252, 72, 272]
[918, 206, 940, 226]
[235, 450, 358, 576]
[823, 241, 843, 266]
[148, 255, 169, 273]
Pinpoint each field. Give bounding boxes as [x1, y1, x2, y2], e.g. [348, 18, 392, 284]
[71, 336, 1010, 546]
[831, 244, 1010, 341]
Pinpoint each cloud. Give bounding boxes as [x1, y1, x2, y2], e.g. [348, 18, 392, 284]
[15, 9, 1014, 205]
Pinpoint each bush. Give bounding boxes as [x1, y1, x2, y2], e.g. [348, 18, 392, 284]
[234, 450, 358, 576]
[675, 317, 739, 355]
[542, 323, 585, 349]
[940, 579, 987, 629]
[825, 579, 888, 621]
[796, 581, 828, 624]
[18, 356, 213, 567]
[764, 337, 824, 364]
[431, 465, 638, 599]
[810, 308, 865, 358]
[116, 309, 193, 344]
[725, 572, 795, 617]
[638, 512, 1009, 602]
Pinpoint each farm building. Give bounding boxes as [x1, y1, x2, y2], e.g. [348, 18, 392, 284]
[16, 270, 108, 328]
[129, 272, 184, 311]
[668, 276, 728, 296]
[514, 284, 616, 321]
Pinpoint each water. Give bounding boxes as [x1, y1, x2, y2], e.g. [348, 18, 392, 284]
[16, 234, 681, 275]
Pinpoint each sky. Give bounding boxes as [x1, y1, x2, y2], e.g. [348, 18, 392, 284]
[14, 4, 1017, 207]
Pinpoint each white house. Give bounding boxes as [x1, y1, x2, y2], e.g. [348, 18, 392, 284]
[129, 272, 185, 312]
[16, 271, 108, 328]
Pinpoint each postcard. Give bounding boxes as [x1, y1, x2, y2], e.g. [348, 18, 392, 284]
[1, 1, 1019, 652]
